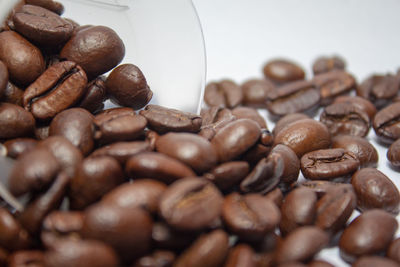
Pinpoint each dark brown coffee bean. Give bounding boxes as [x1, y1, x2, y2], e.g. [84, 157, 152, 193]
[0, 207, 31, 250]
[222, 193, 280, 241]
[339, 209, 398, 262]
[8, 250, 44, 267]
[133, 250, 175, 267]
[18, 172, 69, 234]
[241, 79, 274, 108]
[0, 103, 35, 139]
[69, 156, 124, 210]
[312, 55, 346, 75]
[373, 102, 400, 144]
[231, 106, 267, 129]
[263, 59, 305, 84]
[60, 25, 125, 79]
[102, 179, 167, 214]
[272, 113, 309, 136]
[23, 61, 87, 120]
[140, 104, 202, 134]
[174, 229, 229, 267]
[8, 147, 60, 196]
[49, 108, 95, 156]
[13, 5, 73, 45]
[296, 180, 353, 198]
[204, 161, 249, 191]
[312, 70, 355, 105]
[274, 119, 331, 158]
[212, 119, 261, 162]
[279, 187, 317, 235]
[106, 64, 152, 109]
[91, 141, 151, 165]
[4, 138, 37, 159]
[332, 135, 378, 168]
[125, 152, 196, 184]
[44, 239, 119, 267]
[159, 177, 223, 231]
[266, 80, 320, 118]
[274, 226, 329, 264]
[77, 76, 107, 113]
[82, 202, 153, 262]
[25, 0, 64, 15]
[0, 60, 7, 98]
[204, 80, 243, 108]
[0, 31, 45, 86]
[156, 132, 217, 173]
[388, 138, 400, 168]
[320, 102, 370, 137]
[199, 108, 236, 140]
[301, 148, 359, 180]
[357, 74, 400, 108]
[308, 260, 335, 267]
[271, 144, 300, 187]
[151, 222, 197, 251]
[353, 256, 399, 267]
[3, 81, 24, 106]
[351, 168, 400, 214]
[333, 95, 377, 120]
[224, 244, 256, 267]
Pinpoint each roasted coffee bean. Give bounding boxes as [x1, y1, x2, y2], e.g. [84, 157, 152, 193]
[0, 103, 35, 139]
[93, 108, 147, 144]
[0, 60, 7, 97]
[222, 193, 280, 241]
[308, 260, 335, 267]
[263, 59, 305, 84]
[312, 55, 346, 75]
[4, 138, 37, 159]
[279, 187, 317, 236]
[159, 177, 223, 231]
[13, 5, 73, 46]
[133, 250, 175, 267]
[388, 138, 400, 168]
[333, 95, 377, 120]
[272, 113, 309, 136]
[312, 70, 355, 105]
[231, 106, 267, 129]
[339, 209, 398, 262]
[241, 79, 274, 108]
[387, 238, 400, 264]
[274, 226, 329, 264]
[265, 188, 284, 207]
[353, 256, 400, 267]
[224, 244, 256, 267]
[332, 135, 378, 168]
[274, 119, 331, 158]
[49, 108, 95, 155]
[81, 202, 153, 262]
[8, 250, 44, 267]
[174, 229, 229, 267]
[151, 222, 197, 251]
[69, 156, 124, 209]
[60, 25, 125, 79]
[0, 31, 45, 86]
[204, 80, 243, 108]
[102, 179, 167, 214]
[90, 141, 151, 165]
[315, 186, 356, 233]
[44, 239, 119, 267]
[18, 172, 69, 234]
[8, 147, 60, 196]
[271, 144, 300, 188]
[266, 80, 320, 118]
[156, 132, 217, 173]
[23, 61, 87, 120]
[140, 104, 202, 134]
[0, 207, 31, 251]
[320, 102, 370, 137]
[300, 148, 359, 180]
[199, 108, 236, 140]
[125, 152, 196, 184]
[25, 0, 64, 15]
[373, 102, 400, 144]
[106, 64, 152, 109]
[296, 180, 353, 198]
[3, 81, 24, 106]
[212, 119, 261, 162]
[357, 73, 400, 108]
[204, 161, 249, 191]
[77, 76, 107, 113]
[351, 168, 400, 214]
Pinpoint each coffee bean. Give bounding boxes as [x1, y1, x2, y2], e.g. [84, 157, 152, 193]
[0, 60, 8, 98]
[271, 144, 300, 188]
[151, 222, 197, 251]
[140, 104, 202, 134]
[373, 102, 400, 144]
[339, 209, 398, 262]
[159, 177, 223, 231]
[0, 207, 31, 250]
[312, 55, 346, 75]
[351, 168, 400, 214]
[199, 107, 236, 140]
[231, 106, 267, 129]
[263, 59, 305, 84]
[308, 260, 335, 267]
[13, 5, 73, 46]
[0, 103, 35, 139]
[224, 244, 256, 267]
[77, 76, 107, 113]
[60, 25, 125, 79]
[25, 0, 64, 15]
[296, 180, 353, 198]
[4, 138, 37, 159]
[0, 31, 45, 86]
[241, 79, 274, 108]
[174, 229, 229, 267]
[204, 161, 249, 191]
[388, 138, 400, 168]
[272, 113, 309, 136]
[222, 193, 280, 241]
[332, 135, 379, 168]
[8, 250, 44, 267]
[301, 148, 359, 180]
[352, 256, 400, 267]
[133, 250, 175, 267]
[3, 81, 24, 106]
[90, 141, 151, 165]
[204, 80, 243, 108]
[387, 238, 400, 264]
[333, 95, 377, 120]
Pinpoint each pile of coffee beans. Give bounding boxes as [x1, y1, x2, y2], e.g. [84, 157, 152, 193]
[0, 1, 400, 267]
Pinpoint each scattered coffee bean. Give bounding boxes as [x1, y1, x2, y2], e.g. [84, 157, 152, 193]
[241, 79, 274, 108]
[313, 70, 355, 105]
[4, 138, 37, 159]
[373, 102, 400, 144]
[333, 95, 377, 120]
[312, 55, 346, 75]
[352, 256, 400, 267]
[204, 80, 243, 108]
[263, 59, 305, 84]
[25, 0, 64, 15]
[0, 103, 35, 139]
